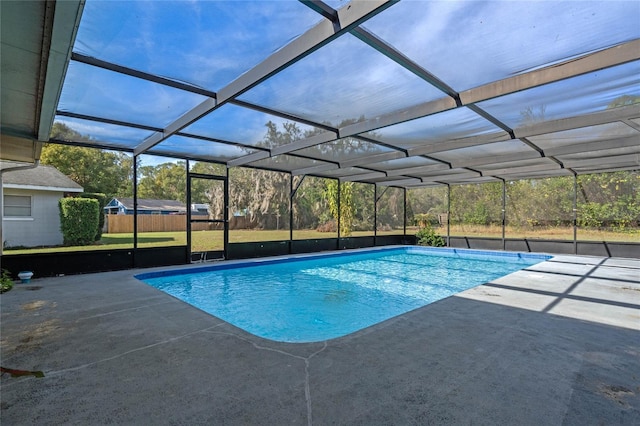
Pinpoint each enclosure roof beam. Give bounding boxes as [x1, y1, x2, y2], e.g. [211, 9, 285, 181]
[56, 110, 164, 132]
[544, 135, 640, 157]
[449, 150, 542, 169]
[300, 0, 339, 22]
[513, 104, 640, 138]
[384, 163, 451, 177]
[350, 27, 461, 103]
[224, 131, 338, 168]
[229, 99, 336, 133]
[271, 132, 339, 156]
[485, 163, 562, 177]
[71, 53, 219, 99]
[338, 150, 406, 168]
[292, 163, 339, 176]
[337, 39, 640, 138]
[376, 177, 423, 187]
[176, 132, 271, 152]
[133, 0, 395, 156]
[459, 40, 640, 105]
[623, 118, 640, 132]
[563, 153, 640, 169]
[227, 151, 271, 167]
[573, 165, 640, 175]
[340, 171, 387, 182]
[415, 172, 482, 183]
[406, 132, 513, 157]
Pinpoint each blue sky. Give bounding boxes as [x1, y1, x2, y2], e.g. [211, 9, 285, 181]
[73, 0, 322, 90]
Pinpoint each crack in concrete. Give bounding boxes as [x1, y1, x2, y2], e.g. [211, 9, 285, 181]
[0, 323, 228, 389]
[304, 342, 328, 426]
[204, 330, 328, 426]
[73, 300, 175, 321]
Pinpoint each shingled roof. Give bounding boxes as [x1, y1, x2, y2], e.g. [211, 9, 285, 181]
[109, 198, 187, 212]
[1, 161, 83, 192]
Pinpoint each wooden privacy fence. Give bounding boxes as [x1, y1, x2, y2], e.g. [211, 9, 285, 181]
[106, 215, 212, 233]
[106, 215, 263, 233]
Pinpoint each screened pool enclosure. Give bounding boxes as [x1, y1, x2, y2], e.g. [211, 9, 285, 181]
[1, 0, 639, 274]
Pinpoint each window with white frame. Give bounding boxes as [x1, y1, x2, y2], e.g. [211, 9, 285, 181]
[3, 195, 32, 217]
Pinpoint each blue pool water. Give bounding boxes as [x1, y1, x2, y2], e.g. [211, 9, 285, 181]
[136, 247, 550, 343]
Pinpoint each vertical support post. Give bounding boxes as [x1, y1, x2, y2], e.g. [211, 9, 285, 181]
[133, 155, 138, 251]
[403, 187, 407, 238]
[446, 185, 451, 247]
[337, 179, 341, 250]
[186, 160, 192, 263]
[502, 179, 506, 251]
[573, 173, 578, 255]
[224, 167, 229, 258]
[373, 184, 377, 246]
[289, 174, 294, 253]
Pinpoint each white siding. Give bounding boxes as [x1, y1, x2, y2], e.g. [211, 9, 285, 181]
[2, 188, 64, 247]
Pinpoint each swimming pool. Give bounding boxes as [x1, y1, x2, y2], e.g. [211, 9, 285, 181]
[136, 247, 551, 343]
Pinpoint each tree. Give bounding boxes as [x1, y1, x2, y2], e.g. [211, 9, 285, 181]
[226, 121, 306, 229]
[577, 171, 640, 230]
[407, 187, 447, 225]
[376, 186, 404, 231]
[451, 182, 502, 227]
[137, 162, 187, 201]
[292, 175, 332, 230]
[324, 179, 354, 236]
[42, 122, 133, 197]
[190, 161, 226, 219]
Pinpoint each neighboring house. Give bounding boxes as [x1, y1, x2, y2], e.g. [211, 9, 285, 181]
[105, 198, 208, 216]
[105, 198, 185, 215]
[1, 161, 83, 248]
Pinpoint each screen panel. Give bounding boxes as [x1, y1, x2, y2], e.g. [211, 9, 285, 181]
[362, 1, 640, 91]
[238, 33, 444, 127]
[73, 0, 322, 91]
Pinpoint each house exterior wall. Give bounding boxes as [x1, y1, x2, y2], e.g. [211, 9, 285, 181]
[2, 188, 64, 248]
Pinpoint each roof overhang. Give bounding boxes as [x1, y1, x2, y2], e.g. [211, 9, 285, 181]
[3, 183, 84, 193]
[0, 0, 83, 162]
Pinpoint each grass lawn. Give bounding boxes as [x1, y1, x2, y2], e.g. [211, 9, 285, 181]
[3, 229, 401, 254]
[4, 226, 637, 255]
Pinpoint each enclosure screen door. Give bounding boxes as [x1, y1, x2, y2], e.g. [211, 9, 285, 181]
[188, 174, 228, 261]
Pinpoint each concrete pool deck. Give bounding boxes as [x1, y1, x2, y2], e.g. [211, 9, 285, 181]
[1, 253, 639, 424]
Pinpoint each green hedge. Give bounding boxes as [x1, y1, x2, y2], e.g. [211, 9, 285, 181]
[59, 198, 100, 246]
[80, 192, 107, 240]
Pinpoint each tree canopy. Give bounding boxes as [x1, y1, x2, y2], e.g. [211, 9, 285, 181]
[42, 123, 132, 197]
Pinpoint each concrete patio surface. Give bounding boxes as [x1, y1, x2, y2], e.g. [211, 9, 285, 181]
[1, 253, 639, 425]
